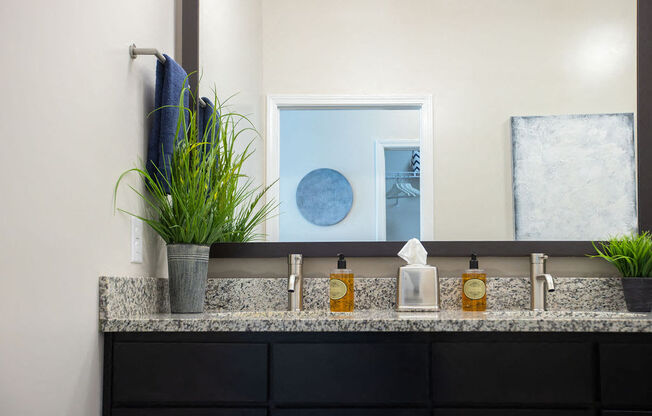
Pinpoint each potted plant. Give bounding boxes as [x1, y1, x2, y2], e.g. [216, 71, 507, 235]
[591, 232, 652, 312]
[114, 86, 276, 313]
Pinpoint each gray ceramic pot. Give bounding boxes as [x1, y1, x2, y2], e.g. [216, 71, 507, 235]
[621, 277, 652, 312]
[167, 244, 210, 313]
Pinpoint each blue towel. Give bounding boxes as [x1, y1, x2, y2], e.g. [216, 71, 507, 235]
[197, 97, 220, 158]
[146, 54, 189, 192]
[198, 97, 217, 143]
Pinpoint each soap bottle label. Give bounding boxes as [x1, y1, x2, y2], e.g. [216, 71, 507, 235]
[463, 278, 486, 300]
[330, 279, 348, 300]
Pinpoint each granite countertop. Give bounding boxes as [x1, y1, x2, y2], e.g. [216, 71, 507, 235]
[100, 309, 652, 333]
[99, 276, 652, 333]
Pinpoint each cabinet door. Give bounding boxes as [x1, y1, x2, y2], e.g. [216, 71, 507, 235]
[600, 344, 652, 407]
[112, 343, 267, 404]
[273, 410, 428, 416]
[432, 342, 594, 405]
[272, 343, 429, 404]
[113, 410, 266, 416]
[433, 410, 591, 416]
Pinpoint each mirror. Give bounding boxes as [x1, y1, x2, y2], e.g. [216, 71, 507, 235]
[199, 0, 637, 242]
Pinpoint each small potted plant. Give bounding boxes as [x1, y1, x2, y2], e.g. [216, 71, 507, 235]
[591, 232, 652, 312]
[114, 86, 276, 313]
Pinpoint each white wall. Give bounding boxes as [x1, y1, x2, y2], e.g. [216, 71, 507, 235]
[0, 0, 174, 414]
[199, 0, 264, 190]
[279, 108, 419, 241]
[260, 0, 636, 240]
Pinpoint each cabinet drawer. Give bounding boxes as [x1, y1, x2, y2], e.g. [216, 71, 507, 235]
[434, 410, 591, 416]
[113, 343, 267, 403]
[600, 344, 652, 407]
[272, 343, 429, 404]
[274, 410, 428, 416]
[603, 413, 652, 416]
[432, 342, 594, 404]
[113, 410, 266, 416]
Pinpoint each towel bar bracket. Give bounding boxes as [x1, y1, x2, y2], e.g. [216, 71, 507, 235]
[129, 44, 166, 63]
[129, 43, 207, 108]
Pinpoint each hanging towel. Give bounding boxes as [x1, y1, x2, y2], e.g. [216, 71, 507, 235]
[146, 54, 189, 192]
[197, 97, 219, 154]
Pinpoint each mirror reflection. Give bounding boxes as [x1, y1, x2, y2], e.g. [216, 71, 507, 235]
[200, 0, 637, 242]
[278, 107, 424, 242]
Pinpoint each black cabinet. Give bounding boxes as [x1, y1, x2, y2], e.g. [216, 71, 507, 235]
[113, 410, 266, 416]
[434, 411, 592, 416]
[272, 343, 429, 404]
[432, 342, 594, 404]
[103, 332, 652, 416]
[273, 410, 428, 416]
[112, 342, 267, 404]
[600, 344, 652, 407]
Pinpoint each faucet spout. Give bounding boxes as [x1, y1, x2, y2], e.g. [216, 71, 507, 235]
[538, 273, 555, 292]
[288, 274, 296, 292]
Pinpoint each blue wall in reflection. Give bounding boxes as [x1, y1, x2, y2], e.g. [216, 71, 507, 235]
[279, 107, 420, 242]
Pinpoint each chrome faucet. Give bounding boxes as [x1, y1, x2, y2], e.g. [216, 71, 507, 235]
[530, 253, 555, 311]
[287, 254, 303, 311]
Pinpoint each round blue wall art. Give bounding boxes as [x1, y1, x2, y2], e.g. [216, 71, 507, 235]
[296, 168, 353, 226]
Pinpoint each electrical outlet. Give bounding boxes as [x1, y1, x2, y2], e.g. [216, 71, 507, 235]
[131, 217, 143, 263]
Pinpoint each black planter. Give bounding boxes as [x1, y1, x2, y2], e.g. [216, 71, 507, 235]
[621, 277, 652, 312]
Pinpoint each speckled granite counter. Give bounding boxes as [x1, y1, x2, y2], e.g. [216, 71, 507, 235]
[99, 275, 651, 333]
[101, 309, 652, 333]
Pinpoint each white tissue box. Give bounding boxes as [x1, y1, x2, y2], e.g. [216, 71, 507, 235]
[397, 264, 440, 312]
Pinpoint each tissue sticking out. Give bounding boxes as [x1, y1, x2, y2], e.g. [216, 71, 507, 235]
[398, 238, 428, 265]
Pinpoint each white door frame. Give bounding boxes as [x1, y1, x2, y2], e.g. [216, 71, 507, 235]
[375, 139, 429, 241]
[265, 94, 434, 241]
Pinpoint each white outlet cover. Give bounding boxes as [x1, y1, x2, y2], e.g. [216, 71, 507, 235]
[131, 217, 143, 263]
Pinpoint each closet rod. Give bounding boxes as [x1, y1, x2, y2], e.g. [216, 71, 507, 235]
[129, 44, 206, 108]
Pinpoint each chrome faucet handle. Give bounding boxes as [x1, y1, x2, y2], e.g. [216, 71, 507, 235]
[537, 273, 555, 292]
[530, 253, 549, 263]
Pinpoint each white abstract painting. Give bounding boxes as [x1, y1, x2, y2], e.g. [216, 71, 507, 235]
[512, 113, 637, 241]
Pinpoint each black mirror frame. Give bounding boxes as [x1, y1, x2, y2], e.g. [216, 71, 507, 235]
[183, 1, 651, 258]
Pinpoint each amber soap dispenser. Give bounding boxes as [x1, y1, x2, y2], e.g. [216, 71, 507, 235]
[330, 254, 354, 312]
[462, 254, 487, 311]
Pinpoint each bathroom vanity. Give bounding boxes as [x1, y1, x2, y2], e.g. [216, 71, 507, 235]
[104, 327, 652, 416]
[100, 276, 652, 416]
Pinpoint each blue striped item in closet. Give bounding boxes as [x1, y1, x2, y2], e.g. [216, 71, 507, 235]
[411, 150, 420, 173]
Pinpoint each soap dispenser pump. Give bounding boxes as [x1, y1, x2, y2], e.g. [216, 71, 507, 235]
[330, 254, 354, 312]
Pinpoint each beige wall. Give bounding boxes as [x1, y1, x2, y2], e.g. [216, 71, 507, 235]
[0, 0, 174, 414]
[199, 0, 264, 187]
[260, 0, 636, 240]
